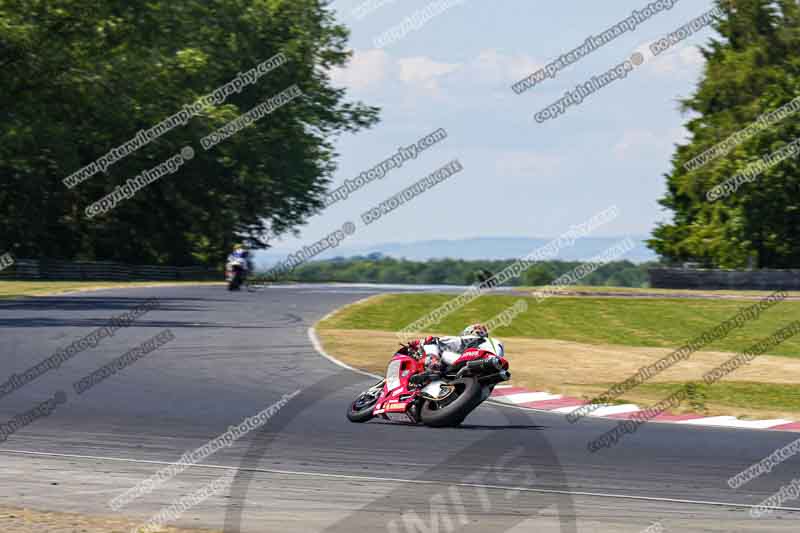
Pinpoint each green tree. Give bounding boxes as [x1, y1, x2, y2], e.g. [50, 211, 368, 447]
[521, 264, 555, 286]
[279, 257, 649, 287]
[0, 0, 378, 266]
[649, 0, 800, 268]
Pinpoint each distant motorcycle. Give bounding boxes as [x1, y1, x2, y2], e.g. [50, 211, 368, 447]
[347, 337, 510, 427]
[225, 256, 248, 291]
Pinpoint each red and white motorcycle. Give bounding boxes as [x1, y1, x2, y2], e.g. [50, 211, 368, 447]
[347, 337, 510, 427]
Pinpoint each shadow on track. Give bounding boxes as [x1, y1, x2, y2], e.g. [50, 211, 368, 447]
[222, 370, 577, 533]
[0, 318, 302, 329]
[0, 296, 212, 312]
[366, 420, 547, 431]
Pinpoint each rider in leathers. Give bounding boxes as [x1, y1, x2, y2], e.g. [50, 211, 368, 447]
[407, 323, 493, 385]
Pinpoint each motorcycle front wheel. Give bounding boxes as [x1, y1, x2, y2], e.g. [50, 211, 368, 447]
[346, 384, 382, 423]
[228, 270, 244, 291]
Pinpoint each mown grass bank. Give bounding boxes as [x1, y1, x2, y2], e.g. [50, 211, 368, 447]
[318, 293, 800, 357]
[317, 293, 800, 419]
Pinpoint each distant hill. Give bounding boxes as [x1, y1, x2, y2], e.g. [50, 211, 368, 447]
[255, 236, 656, 269]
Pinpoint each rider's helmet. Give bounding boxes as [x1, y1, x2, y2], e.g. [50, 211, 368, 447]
[461, 323, 488, 338]
[232, 244, 249, 259]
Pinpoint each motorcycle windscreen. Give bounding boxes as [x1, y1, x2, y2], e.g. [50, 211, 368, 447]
[385, 360, 402, 391]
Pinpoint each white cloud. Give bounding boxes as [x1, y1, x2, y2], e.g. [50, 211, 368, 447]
[329, 50, 463, 95]
[652, 45, 705, 76]
[635, 41, 706, 78]
[397, 56, 462, 90]
[328, 48, 543, 97]
[329, 49, 390, 90]
[467, 48, 542, 85]
[613, 127, 689, 161]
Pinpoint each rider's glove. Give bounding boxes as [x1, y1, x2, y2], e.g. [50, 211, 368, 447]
[424, 354, 442, 372]
[407, 340, 423, 358]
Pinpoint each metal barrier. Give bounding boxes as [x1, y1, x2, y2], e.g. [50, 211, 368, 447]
[0, 258, 219, 281]
[649, 268, 800, 291]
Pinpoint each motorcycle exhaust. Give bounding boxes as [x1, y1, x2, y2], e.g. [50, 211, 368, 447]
[457, 357, 504, 378]
[477, 369, 511, 383]
[467, 357, 503, 372]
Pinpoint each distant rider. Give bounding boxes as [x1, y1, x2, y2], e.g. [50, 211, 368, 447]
[228, 244, 255, 273]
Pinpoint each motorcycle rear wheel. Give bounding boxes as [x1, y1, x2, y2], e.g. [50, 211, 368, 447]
[420, 377, 482, 428]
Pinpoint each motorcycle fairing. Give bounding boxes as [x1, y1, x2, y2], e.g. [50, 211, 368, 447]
[373, 354, 420, 414]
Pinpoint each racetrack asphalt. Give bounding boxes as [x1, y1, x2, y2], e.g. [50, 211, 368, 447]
[0, 284, 799, 532]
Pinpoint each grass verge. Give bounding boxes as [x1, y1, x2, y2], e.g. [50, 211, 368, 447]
[318, 293, 800, 357]
[317, 294, 800, 419]
[520, 285, 800, 298]
[0, 281, 223, 299]
[631, 381, 800, 417]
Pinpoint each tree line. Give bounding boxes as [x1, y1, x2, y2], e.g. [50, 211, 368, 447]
[0, 0, 376, 266]
[264, 254, 655, 287]
[650, 0, 800, 268]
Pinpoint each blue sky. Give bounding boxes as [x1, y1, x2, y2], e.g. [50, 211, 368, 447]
[270, 0, 718, 253]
